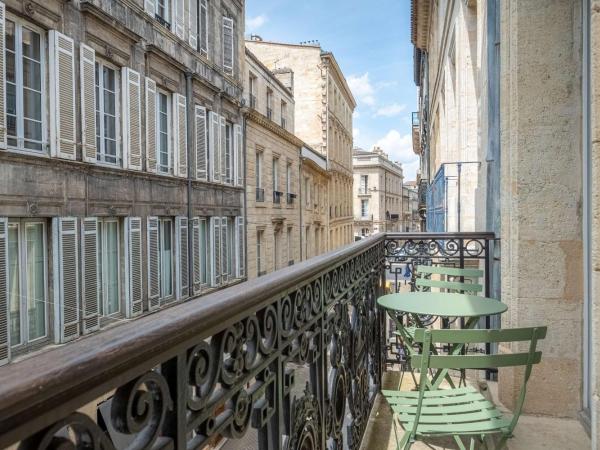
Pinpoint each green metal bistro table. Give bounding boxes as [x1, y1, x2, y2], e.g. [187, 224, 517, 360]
[377, 292, 508, 389]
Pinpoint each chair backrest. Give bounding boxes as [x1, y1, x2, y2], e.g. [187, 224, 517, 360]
[411, 327, 547, 434]
[415, 265, 484, 294]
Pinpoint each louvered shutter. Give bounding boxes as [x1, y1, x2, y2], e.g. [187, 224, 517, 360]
[235, 216, 245, 278]
[188, 0, 198, 49]
[234, 124, 243, 186]
[145, 77, 157, 173]
[52, 217, 80, 343]
[144, 0, 156, 16]
[173, 93, 187, 178]
[147, 217, 160, 310]
[222, 17, 234, 75]
[208, 111, 220, 182]
[175, 217, 189, 299]
[192, 217, 201, 293]
[195, 105, 207, 180]
[49, 31, 77, 160]
[220, 115, 227, 184]
[220, 217, 228, 283]
[122, 67, 142, 171]
[0, 218, 8, 364]
[210, 217, 220, 286]
[199, 0, 208, 55]
[0, 3, 7, 150]
[174, 0, 185, 39]
[81, 218, 99, 333]
[80, 45, 96, 163]
[125, 217, 143, 317]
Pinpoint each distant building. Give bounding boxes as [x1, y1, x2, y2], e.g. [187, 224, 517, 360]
[352, 147, 403, 238]
[244, 49, 301, 278]
[402, 182, 420, 232]
[246, 38, 356, 251]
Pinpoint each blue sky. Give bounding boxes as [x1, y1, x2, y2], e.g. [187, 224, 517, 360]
[245, 0, 420, 180]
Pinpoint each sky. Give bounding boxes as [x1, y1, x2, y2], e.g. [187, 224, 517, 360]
[245, 0, 420, 181]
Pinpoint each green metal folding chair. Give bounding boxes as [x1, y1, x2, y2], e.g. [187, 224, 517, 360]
[383, 327, 547, 450]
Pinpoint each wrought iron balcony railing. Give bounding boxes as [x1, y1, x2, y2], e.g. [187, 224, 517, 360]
[256, 187, 265, 202]
[273, 190, 283, 204]
[0, 232, 495, 450]
[287, 192, 296, 204]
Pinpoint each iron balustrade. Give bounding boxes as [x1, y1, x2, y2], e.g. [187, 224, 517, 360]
[273, 190, 283, 204]
[256, 187, 265, 202]
[0, 232, 495, 450]
[287, 192, 297, 204]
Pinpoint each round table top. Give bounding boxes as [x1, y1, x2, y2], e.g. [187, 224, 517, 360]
[377, 292, 507, 317]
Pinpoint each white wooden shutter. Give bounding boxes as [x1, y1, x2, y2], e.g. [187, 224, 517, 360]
[125, 217, 143, 317]
[80, 45, 96, 163]
[235, 216, 245, 278]
[81, 218, 99, 333]
[145, 0, 156, 16]
[192, 217, 201, 293]
[122, 67, 142, 170]
[208, 111, 220, 182]
[220, 115, 227, 184]
[222, 17, 234, 75]
[147, 216, 160, 310]
[234, 124, 243, 186]
[220, 217, 228, 283]
[52, 217, 80, 343]
[49, 31, 77, 160]
[188, 0, 198, 49]
[0, 3, 7, 150]
[175, 216, 189, 300]
[195, 105, 207, 180]
[0, 218, 8, 364]
[199, 0, 208, 55]
[174, 0, 185, 39]
[209, 217, 220, 286]
[173, 93, 187, 178]
[145, 77, 157, 173]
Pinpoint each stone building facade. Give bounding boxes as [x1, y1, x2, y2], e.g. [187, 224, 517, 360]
[402, 183, 420, 232]
[0, 0, 245, 365]
[243, 49, 300, 278]
[300, 145, 329, 259]
[412, 0, 589, 438]
[352, 147, 403, 238]
[245, 39, 356, 251]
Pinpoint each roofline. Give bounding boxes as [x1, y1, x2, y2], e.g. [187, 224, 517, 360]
[245, 47, 294, 98]
[321, 52, 357, 108]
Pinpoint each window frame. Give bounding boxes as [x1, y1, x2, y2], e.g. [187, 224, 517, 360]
[272, 156, 279, 193]
[5, 16, 47, 155]
[98, 217, 122, 318]
[95, 59, 121, 167]
[158, 217, 174, 300]
[156, 89, 173, 175]
[7, 218, 49, 350]
[156, 0, 171, 25]
[225, 121, 233, 184]
[256, 229, 263, 276]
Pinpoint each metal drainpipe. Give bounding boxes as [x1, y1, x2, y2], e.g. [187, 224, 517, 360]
[185, 72, 194, 294]
[242, 112, 248, 279]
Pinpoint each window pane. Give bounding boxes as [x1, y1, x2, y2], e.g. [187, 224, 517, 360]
[200, 220, 207, 283]
[103, 66, 115, 92]
[104, 90, 115, 116]
[26, 223, 45, 340]
[23, 119, 42, 141]
[6, 49, 15, 84]
[105, 222, 120, 315]
[6, 20, 15, 52]
[160, 221, 172, 297]
[8, 224, 20, 345]
[104, 115, 116, 140]
[21, 28, 41, 61]
[22, 59, 41, 91]
[23, 88, 42, 121]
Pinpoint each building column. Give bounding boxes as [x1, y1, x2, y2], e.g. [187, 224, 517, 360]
[499, 0, 583, 417]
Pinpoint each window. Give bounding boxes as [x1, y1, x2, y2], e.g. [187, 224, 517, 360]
[6, 19, 45, 152]
[157, 90, 171, 174]
[98, 218, 120, 316]
[192, 0, 209, 55]
[222, 17, 234, 75]
[255, 150, 264, 202]
[225, 122, 233, 184]
[95, 62, 119, 165]
[8, 220, 48, 348]
[287, 227, 293, 265]
[249, 73, 257, 108]
[272, 157, 279, 192]
[361, 199, 369, 218]
[256, 230, 263, 276]
[286, 162, 292, 194]
[281, 100, 287, 128]
[227, 217, 235, 277]
[266, 88, 273, 120]
[360, 175, 368, 194]
[305, 226, 310, 258]
[273, 230, 279, 271]
[159, 218, 173, 298]
[198, 218, 208, 284]
[156, 0, 170, 24]
[305, 177, 310, 207]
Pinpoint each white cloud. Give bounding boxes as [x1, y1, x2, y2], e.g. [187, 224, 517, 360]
[374, 129, 420, 180]
[353, 110, 360, 119]
[375, 103, 406, 117]
[347, 72, 376, 106]
[247, 15, 268, 32]
[353, 128, 360, 139]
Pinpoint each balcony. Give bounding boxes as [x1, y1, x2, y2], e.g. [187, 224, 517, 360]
[412, 111, 421, 155]
[273, 190, 283, 204]
[1, 231, 576, 450]
[256, 187, 265, 202]
[287, 192, 296, 204]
